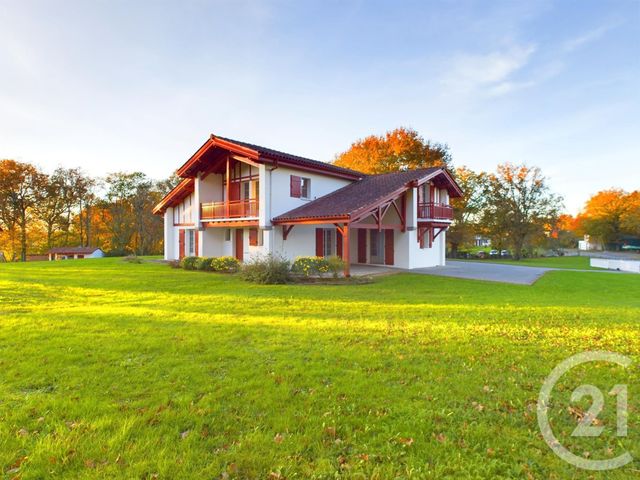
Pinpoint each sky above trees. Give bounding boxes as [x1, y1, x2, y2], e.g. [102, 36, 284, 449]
[0, 0, 638, 214]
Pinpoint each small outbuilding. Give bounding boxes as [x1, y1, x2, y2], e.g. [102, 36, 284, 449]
[48, 247, 105, 261]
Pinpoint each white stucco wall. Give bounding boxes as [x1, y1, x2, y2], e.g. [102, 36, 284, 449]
[269, 167, 352, 218]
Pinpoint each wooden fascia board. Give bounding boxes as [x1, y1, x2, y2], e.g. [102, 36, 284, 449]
[152, 179, 194, 215]
[414, 168, 464, 198]
[176, 136, 261, 178]
[348, 185, 409, 224]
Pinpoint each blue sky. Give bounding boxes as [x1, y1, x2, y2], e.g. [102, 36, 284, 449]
[0, 0, 638, 213]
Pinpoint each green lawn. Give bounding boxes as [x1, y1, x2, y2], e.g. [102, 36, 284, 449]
[1, 259, 638, 479]
[459, 256, 597, 270]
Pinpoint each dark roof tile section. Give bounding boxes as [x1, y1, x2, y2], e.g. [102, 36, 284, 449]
[214, 135, 364, 179]
[273, 168, 442, 222]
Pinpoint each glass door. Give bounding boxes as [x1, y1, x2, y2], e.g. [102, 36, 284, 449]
[369, 230, 385, 264]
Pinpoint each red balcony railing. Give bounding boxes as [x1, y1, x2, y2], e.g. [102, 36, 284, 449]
[201, 199, 259, 220]
[417, 202, 454, 220]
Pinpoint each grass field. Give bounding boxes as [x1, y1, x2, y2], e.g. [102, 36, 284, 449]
[459, 256, 597, 270]
[1, 259, 639, 479]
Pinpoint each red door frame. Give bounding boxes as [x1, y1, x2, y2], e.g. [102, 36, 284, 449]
[235, 229, 244, 261]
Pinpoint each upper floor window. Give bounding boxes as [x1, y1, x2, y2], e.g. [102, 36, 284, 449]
[290, 175, 311, 199]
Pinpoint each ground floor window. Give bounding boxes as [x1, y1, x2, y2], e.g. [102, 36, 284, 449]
[323, 229, 335, 257]
[225, 229, 231, 241]
[187, 230, 196, 256]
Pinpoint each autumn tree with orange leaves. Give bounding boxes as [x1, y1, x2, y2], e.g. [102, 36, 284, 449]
[333, 127, 451, 174]
[577, 189, 640, 248]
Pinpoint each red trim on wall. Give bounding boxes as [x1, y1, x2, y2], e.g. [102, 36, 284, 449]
[336, 229, 343, 258]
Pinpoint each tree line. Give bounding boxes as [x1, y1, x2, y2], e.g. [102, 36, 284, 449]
[0, 159, 176, 261]
[334, 127, 639, 257]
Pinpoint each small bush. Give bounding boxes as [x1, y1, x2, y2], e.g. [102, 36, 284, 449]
[211, 256, 240, 273]
[195, 257, 214, 271]
[291, 256, 330, 277]
[326, 255, 345, 278]
[122, 255, 142, 264]
[241, 254, 291, 284]
[168, 260, 181, 269]
[180, 256, 199, 271]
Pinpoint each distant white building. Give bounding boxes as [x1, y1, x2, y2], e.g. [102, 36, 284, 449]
[153, 134, 464, 276]
[474, 235, 491, 247]
[578, 235, 602, 251]
[48, 247, 105, 261]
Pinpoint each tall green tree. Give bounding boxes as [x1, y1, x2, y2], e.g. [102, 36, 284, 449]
[480, 163, 562, 259]
[447, 166, 488, 256]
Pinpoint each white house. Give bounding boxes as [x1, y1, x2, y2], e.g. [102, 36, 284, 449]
[48, 247, 105, 261]
[153, 134, 463, 276]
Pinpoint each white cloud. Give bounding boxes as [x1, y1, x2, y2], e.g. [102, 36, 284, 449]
[562, 20, 621, 53]
[441, 44, 536, 95]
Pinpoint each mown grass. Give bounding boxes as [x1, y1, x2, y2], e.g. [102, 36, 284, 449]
[0, 259, 638, 479]
[460, 256, 597, 270]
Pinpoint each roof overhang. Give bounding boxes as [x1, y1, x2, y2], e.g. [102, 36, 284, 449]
[410, 168, 464, 198]
[176, 134, 363, 180]
[152, 178, 195, 215]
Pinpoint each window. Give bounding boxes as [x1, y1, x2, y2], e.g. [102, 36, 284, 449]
[323, 229, 334, 257]
[249, 228, 258, 247]
[188, 230, 195, 255]
[301, 177, 311, 199]
[225, 229, 231, 241]
[290, 175, 311, 199]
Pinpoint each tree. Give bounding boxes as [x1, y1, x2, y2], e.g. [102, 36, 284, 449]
[447, 166, 488, 256]
[480, 163, 562, 259]
[621, 191, 640, 238]
[34, 169, 67, 249]
[333, 127, 451, 174]
[0, 160, 47, 261]
[578, 189, 634, 249]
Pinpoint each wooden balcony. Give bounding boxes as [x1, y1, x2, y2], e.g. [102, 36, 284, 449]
[417, 202, 454, 220]
[201, 199, 259, 220]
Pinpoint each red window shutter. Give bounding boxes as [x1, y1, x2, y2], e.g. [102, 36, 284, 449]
[315, 228, 324, 256]
[384, 229, 394, 265]
[249, 228, 258, 246]
[179, 229, 185, 259]
[429, 184, 435, 203]
[357, 229, 367, 263]
[428, 227, 433, 248]
[194, 230, 199, 256]
[336, 229, 343, 259]
[290, 175, 302, 198]
[419, 227, 425, 249]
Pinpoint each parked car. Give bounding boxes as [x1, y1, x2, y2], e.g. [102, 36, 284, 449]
[489, 249, 499, 257]
[500, 250, 509, 257]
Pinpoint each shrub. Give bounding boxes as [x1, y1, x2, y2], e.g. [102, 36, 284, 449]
[291, 256, 330, 277]
[195, 257, 214, 271]
[211, 256, 240, 273]
[168, 260, 181, 269]
[122, 255, 142, 264]
[180, 256, 199, 271]
[241, 254, 291, 284]
[326, 255, 345, 278]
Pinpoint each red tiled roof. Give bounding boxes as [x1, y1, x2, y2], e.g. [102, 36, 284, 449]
[176, 134, 364, 180]
[48, 247, 103, 255]
[273, 168, 461, 223]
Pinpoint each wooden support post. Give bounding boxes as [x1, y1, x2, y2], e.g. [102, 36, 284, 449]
[401, 194, 406, 232]
[342, 224, 350, 277]
[225, 156, 230, 218]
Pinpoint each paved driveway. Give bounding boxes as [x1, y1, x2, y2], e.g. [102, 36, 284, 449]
[413, 260, 550, 285]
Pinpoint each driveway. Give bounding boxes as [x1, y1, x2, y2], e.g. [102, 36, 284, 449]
[413, 260, 550, 285]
